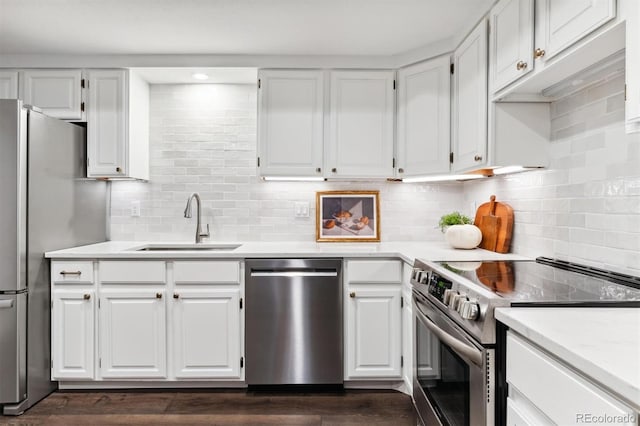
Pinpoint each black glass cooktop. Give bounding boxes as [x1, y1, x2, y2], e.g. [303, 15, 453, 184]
[436, 257, 640, 306]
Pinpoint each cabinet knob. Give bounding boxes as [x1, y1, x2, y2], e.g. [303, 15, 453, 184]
[156, 292, 163, 299]
[474, 155, 483, 162]
[349, 292, 356, 298]
[516, 61, 528, 71]
[83, 294, 91, 300]
[331, 168, 337, 173]
[398, 168, 404, 174]
[316, 167, 322, 173]
[116, 167, 122, 173]
[173, 293, 180, 299]
[534, 48, 546, 58]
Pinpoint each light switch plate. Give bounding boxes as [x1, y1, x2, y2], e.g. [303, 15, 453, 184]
[131, 200, 141, 217]
[294, 201, 310, 218]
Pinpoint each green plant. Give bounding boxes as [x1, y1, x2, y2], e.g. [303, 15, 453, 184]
[438, 211, 472, 233]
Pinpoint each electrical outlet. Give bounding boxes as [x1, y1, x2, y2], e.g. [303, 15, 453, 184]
[131, 200, 141, 217]
[294, 201, 310, 218]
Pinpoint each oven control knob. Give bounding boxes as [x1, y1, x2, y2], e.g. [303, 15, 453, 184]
[449, 293, 462, 310]
[460, 301, 480, 320]
[443, 289, 454, 305]
[455, 293, 468, 313]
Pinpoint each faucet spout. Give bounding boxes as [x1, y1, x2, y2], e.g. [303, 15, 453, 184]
[183, 193, 210, 243]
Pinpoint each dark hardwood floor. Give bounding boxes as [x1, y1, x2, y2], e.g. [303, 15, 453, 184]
[0, 389, 418, 425]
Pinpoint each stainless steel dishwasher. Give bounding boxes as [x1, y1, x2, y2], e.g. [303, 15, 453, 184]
[245, 259, 343, 385]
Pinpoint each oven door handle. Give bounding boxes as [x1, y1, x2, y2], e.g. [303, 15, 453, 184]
[414, 307, 483, 367]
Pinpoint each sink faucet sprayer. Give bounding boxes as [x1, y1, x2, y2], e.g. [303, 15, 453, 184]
[183, 193, 210, 243]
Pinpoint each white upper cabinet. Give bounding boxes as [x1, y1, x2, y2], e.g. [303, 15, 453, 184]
[257, 70, 324, 177]
[626, 1, 640, 132]
[86, 69, 149, 180]
[396, 57, 451, 177]
[328, 70, 395, 178]
[535, 0, 616, 62]
[452, 19, 489, 172]
[21, 70, 84, 120]
[490, 0, 535, 92]
[0, 71, 18, 99]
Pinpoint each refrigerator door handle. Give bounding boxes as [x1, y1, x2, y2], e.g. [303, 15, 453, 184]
[0, 299, 14, 309]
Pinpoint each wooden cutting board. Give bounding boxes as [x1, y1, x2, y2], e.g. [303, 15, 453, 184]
[474, 195, 514, 253]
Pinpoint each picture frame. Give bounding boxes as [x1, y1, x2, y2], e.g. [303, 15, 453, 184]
[316, 191, 380, 242]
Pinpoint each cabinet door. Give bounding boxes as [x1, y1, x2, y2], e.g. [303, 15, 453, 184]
[172, 289, 241, 379]
[21, 70, 83, 120]
[52, 290, 95, 380]
[397, 57, 450, 177]
[536, 0, 616, 61]
[99, 289, 166, 379]
[490, 0, 534, 92]
[626, 1, 640, 132]
[0, 71, 18, 99]
[258, 70, 324, 177]
[328, 71, 395, 178]
[452, 19, 488, 172]
[346, 286, 401, 378]
[87, 69, 128, 178]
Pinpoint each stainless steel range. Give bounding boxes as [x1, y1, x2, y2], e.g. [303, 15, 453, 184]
[410, 257, 640, 426]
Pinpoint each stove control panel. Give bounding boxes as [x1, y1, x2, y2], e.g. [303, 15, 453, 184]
[412, 266, 483, 321]
[428, 272, 452, 302]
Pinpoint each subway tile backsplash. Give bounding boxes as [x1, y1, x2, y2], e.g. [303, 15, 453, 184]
[464, 72, 640, 275]
[110, 76, 639, 274]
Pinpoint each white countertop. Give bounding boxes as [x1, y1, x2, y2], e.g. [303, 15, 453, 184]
[45, 240, 531, 264]
[495, 307, 640, 411]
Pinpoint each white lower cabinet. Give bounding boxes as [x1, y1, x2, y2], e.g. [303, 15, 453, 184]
[507, 331, 636, 426]
[99, 289, 167, 379]
[346, 286, 402, 378]
[52, 290, 95, 380]
[172, 289, 241, 379]
[51, 259, 244, 383]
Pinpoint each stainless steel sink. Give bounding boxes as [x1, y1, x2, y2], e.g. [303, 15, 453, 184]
[134, 243, 241, 252]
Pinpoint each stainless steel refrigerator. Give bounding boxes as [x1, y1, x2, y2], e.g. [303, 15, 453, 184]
[0, 99, 107, 415]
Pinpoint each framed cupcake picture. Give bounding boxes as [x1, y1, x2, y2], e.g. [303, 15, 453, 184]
[316, 191, 380, 242]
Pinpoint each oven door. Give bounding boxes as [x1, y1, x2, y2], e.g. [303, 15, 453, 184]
[413, 290, 493, 426]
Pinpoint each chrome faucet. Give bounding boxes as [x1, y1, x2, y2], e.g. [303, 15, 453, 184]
[183, 193, 210, 243]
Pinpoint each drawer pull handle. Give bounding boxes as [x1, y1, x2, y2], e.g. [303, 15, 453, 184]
[60, 271, 82, 276]
[349, 292, 356, 298]
[156, 292, 163, 299]
[83, 294, 91, 300]
[474, 155, 483, 162]
[173, 293, 180, 299]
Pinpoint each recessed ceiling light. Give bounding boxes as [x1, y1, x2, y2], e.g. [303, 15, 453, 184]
[192, 73, 209, 81]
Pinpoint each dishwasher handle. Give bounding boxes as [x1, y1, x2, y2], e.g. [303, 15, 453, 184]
[250, 270, 338, 278]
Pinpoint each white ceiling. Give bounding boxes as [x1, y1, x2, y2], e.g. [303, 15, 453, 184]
[0, 0, 494, 57]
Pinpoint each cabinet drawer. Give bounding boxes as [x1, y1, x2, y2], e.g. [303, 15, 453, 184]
[346, 260, 402, 283]
[174, 261, 240, 285]
[99, 261, 166, 284]
[52, 262, 94, 285]
[507, 331, 635, 425]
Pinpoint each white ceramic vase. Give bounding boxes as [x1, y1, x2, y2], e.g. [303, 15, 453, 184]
[445, 224, 482, 249]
